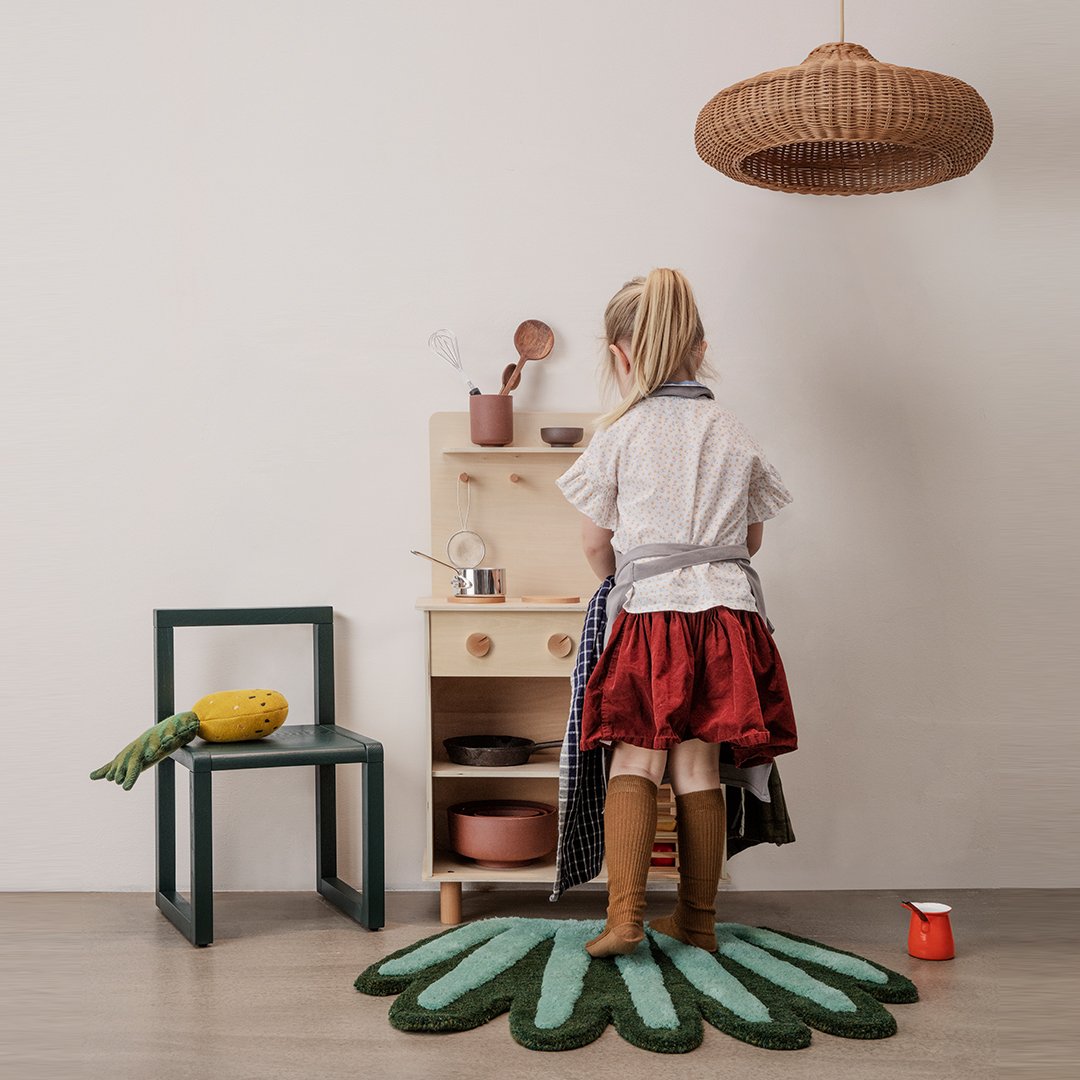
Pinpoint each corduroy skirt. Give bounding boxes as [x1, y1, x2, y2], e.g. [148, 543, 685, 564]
[579, 606, 797, 767]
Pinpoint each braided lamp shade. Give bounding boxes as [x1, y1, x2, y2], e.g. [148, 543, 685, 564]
[695, 42, 993, 195]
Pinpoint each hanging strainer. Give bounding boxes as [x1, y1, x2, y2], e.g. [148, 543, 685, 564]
[447, 474, 486, 568]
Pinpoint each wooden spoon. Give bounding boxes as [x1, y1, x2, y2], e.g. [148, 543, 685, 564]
[500, 363, 520, 394]
[499, 320, 554, 395]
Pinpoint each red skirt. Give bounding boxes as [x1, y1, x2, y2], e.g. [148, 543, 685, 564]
[580, 606, 797, 767]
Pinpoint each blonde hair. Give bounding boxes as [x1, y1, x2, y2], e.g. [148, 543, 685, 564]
[597, 268, 707, 427]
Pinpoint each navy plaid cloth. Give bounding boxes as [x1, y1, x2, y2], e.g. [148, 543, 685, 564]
[550, 577, 612, 901]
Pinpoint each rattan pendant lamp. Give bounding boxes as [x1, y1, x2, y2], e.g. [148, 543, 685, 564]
[695, 1, 993, 195]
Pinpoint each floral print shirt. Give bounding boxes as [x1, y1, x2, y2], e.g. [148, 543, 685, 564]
[556, 394, 791, 614]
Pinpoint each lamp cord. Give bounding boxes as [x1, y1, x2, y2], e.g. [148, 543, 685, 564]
[840, 0, 845, 42]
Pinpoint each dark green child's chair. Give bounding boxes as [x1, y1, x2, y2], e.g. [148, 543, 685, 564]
[154, 606, 384, 946]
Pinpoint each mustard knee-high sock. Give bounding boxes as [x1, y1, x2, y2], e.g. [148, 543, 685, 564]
[585, 774, 658, 958]
[649, 787, 725, 952]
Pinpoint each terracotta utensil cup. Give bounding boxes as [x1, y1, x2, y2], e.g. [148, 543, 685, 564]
[447, 800, 557, 867]
[469, 394, 513, 446]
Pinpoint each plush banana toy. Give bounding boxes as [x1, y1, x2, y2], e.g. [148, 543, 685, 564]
[90, 689, 289, 791]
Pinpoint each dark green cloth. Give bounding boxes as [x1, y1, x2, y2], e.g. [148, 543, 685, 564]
[726, 760, 796, 857]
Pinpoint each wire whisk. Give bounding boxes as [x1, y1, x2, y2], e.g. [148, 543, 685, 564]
[428, 329, 481, 395]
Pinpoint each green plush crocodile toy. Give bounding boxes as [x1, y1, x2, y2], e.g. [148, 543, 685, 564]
[90, 689, 288, 791]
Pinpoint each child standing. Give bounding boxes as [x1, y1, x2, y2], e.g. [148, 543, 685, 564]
[556, 268, 797, 958]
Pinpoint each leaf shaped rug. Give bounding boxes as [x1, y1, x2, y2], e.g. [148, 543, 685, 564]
[355, 918, 918, 1053]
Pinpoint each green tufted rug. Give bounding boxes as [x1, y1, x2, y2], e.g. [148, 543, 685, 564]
[355, 918, 918, 1053]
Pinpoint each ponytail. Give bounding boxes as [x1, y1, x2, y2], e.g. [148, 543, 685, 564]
[597, 268, 706, 427]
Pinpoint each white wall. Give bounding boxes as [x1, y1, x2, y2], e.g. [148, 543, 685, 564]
[4, 1, 1074, 892]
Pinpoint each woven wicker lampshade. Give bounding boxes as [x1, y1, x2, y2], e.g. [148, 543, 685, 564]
[695, 41, 993, 195]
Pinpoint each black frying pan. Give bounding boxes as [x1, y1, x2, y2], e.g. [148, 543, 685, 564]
[443, 735, 563, 767]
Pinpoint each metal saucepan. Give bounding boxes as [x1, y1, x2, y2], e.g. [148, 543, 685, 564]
[443, 735, 563, 767]
[410, 550, 506, 598]
[451, 567, 505, 598]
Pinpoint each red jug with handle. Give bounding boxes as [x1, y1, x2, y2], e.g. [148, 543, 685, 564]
[901, 900, 955, 960]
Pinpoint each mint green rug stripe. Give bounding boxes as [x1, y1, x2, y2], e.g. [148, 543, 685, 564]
[720, 924, 888, 985]
[614, 945, 680, 1030]
[378, 918, 512, 977]
[650, 931, 771, 1023]
[534, 922, 598, 1030]
[717, 933, 857, 1013]
[418, 923, 551, 1010]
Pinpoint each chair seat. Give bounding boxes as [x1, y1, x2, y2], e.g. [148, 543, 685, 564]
[172, 724, 382, 772]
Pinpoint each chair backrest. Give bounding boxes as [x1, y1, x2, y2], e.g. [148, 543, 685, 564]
[153, 607, 335, 726]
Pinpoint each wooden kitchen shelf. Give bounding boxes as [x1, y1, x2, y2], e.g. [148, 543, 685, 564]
[432, 760, 560, 779]
[442, 446, 585, 455]
[431, 850, 558, 882]
[431, 852, 678, 885]
[416, 598, 586, 612]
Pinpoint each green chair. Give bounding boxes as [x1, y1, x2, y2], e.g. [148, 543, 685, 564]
[154, 606, 384, 946]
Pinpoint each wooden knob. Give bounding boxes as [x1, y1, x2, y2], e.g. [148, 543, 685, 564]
[465, 633, 491, 658]
[458, 471, 470, 484]
[547, 633, 573, 659]
[508, 473, 520, 483]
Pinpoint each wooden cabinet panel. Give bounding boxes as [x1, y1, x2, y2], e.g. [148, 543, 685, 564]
[430, 610, 581, 677]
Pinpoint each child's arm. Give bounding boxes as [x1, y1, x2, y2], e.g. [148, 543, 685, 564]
[580, 514, 616, 579]
[747, 521, 764, 557]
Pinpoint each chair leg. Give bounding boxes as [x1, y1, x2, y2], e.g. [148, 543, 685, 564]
[316, 763, 337, 882]
[156, 757, 176, 898]
[315, 759, 385, 931]
[189, 768, 214, 946]
[155, 759, 212, 946]
[361, 758, 385, 930]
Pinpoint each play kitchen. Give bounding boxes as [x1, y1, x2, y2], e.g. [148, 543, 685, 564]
[416, 396, 603, 922]
[416, 324, 612, 921]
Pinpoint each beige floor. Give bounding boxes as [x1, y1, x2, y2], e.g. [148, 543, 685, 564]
[1, 888, 1072, 1080]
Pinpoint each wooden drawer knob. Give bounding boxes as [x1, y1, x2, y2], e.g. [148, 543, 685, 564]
[465, 633, 491, 658]
[547, 633, 574, 659]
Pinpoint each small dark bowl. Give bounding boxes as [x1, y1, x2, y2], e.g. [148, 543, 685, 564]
[540, 426, 584, 447]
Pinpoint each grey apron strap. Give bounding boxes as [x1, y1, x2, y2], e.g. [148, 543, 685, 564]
[604, 542, 773, 646]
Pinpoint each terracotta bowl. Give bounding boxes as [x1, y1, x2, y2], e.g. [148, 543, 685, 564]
[540, 426, 584, 447]
[447, 800, 557, 868]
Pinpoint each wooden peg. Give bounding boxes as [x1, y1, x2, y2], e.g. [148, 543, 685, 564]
[508, 473, 521, 484]
[465, 633, 491, 658]
[458, 472, 470, 484]
[547, 633, 574, 659]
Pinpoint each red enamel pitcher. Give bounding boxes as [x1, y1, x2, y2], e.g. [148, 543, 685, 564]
[901, 900, 955, 960]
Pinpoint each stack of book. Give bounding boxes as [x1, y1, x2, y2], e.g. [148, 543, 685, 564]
[649, 783, 679, 878]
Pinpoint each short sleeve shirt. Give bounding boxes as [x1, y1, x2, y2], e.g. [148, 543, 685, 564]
[556, 394, 792, 613]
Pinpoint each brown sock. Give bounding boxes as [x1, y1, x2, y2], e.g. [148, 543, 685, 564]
[586, 774, 658, 958]
[649, 787, 725, 952]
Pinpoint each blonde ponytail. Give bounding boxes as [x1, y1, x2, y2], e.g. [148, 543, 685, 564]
[597, 268, 706, 427]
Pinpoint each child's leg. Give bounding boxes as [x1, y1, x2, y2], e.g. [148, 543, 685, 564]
[586, 742, 666, 958]
[649, 739, 725, 951]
